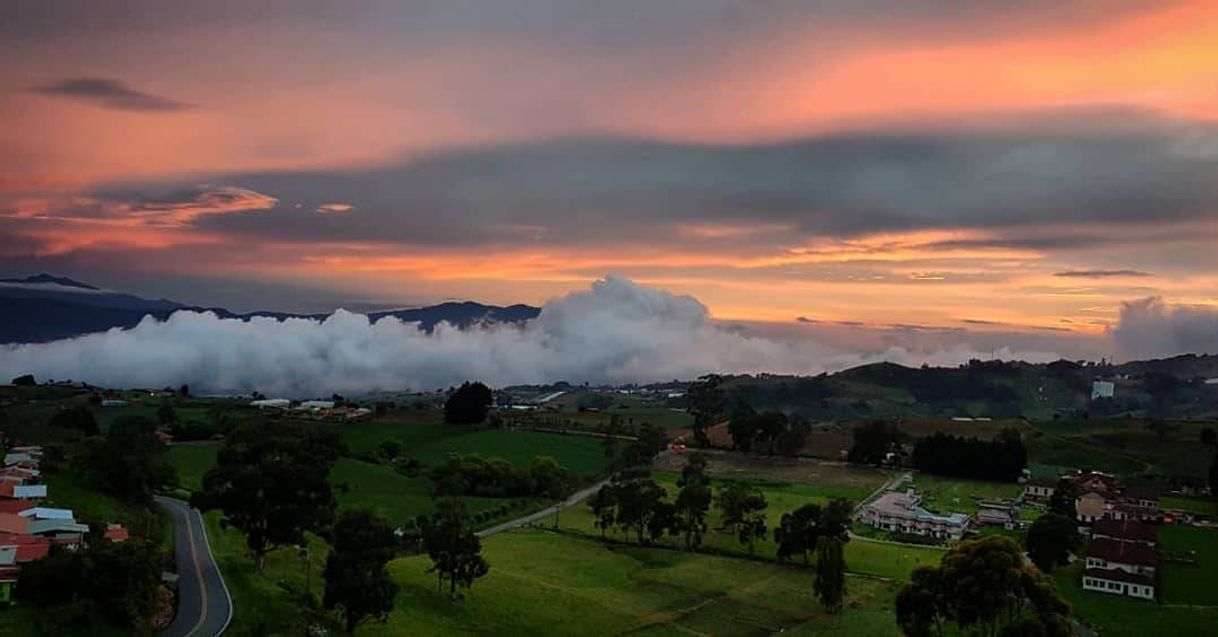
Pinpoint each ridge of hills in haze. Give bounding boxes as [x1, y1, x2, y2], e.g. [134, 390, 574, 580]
[0, 273, 540, 343]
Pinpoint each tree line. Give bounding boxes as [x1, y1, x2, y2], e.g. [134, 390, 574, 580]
[911, 430, 1027, 481]
[430, 453, 580, 500]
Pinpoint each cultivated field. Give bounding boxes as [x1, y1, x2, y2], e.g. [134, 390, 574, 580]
[366, 529, 905, 637]
[655, 450, 892, 492]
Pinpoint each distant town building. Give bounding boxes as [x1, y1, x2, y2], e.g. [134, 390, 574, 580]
[1091, 380, 1115, 400]
[1076, 492, 1108, 524]
[858, 489, 969, 541]
[975, 500, 1021, 530]
[1022, 477, 1057, 501]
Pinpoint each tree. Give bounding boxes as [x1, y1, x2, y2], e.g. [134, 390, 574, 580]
[178, 383, 190, 397]
[847, 420, 902, 465]
[192, 420, 343, 569]
[444, 381, 494, 424]
[1201, 427, 1216, 447]
[1048, 478, 1080, 520]
[717, 482, 768, 553]
[614, 477, 667, 543]
[895, 536, 1072, 637]
[156, 404, 177, 425]
[1025, 513, 1080, 573]
[377, 438, 404, 461]
[619, 423, 667, 468]
[912, 432, 1026, 482]
[75, 415, 176, 503]
[47, 405, 99, 435]
[11, 374, 36, 386]
[813, 536, 846, 614]
[589, 484, 618, 538]
[324, 509, 399, 634]
[1209, 452, 1218, 497]
[18, 538, 166, 632]
[422, 500, 490, 599]
[727, 405, 759, 451]
[675, 453, 712, 550]
[687, 374, 725, 447]
[775, 498, 851, 564]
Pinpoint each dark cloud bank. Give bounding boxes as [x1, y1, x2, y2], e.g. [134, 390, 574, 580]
[35, 77, 191, 112]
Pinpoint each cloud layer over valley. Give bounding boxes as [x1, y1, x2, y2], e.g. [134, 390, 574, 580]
[0, 277, 1073, 396]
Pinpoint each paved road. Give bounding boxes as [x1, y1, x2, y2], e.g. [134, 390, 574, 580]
[156, 496, 233, 637]
[477, 476, 612, 538]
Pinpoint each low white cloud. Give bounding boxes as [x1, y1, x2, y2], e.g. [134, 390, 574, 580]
[1112, 297, 1218, 360]
[0, 277, 1063, 396]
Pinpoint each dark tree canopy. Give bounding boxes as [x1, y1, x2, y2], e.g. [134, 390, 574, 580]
[1025, 513, 1079, 573]
[1209, 452, 1218, 498]
[74, 415, 176, 503]
[728, 408, 808, 456]
[774, 499, 852, 564]
[422, 500, 490, 599]
[912, 430, 1027, 482]
[675, 453, 712, 550]
[11, 374, 36, 386]
[48, 405, 99, 436]
[687, 374, 725, 447]
[895, 536, 1072, 637]
[17, 539, 166, 633]
[847, 420, 903, 465]
[324, 509, 399, 634]
[1049, 478, 1081, 520]
[192, 420, 344, 569]
[444, 381, 494, 424]
[716, 482, 767, 553]
[813, 536, 846, 614]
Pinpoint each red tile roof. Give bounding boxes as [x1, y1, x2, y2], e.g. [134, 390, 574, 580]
[1092, 518, 1158, 543]
[1087, 538, 1159, 567]
[104, 523, 129, 543]
[0, 513, 27, 535]
[0, 533, 52, 562]
[0, 500, 33, 515]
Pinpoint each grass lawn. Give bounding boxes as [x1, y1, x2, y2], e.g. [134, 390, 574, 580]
[341, 421, 612, 474]
[555, 472, 945, 580]
[203, 511, 336, 636]
[1162, 496, 1217, 516]
[1053, 562, 1218, 637]
[165, 441, 220, 491]
[911, 473, 1020, 515]
[364, 528, 904, 636]
[1160, 525, 1218, 606]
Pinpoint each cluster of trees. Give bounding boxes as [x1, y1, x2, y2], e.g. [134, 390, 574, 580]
[726, 407, 809, 456]
[17, 538, 169, 633]
[589, 456, 719, 549]
[1025, 513, 1081, 573]
[323, 509, 400, 633]
[896, 536, 1072, 637]
[1203, 427, 1218, 497]
[72, 415, 177, 503]
[193, 420, 345, 570]
[430, 454, 579, 500]
[847, 420, 904, 465]
[911, 430, 1027, 482]
[444, 381, 494, 424]
[773, 499, 852, 563]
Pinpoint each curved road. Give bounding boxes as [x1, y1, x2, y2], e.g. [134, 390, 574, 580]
[156, 496, 233, 637]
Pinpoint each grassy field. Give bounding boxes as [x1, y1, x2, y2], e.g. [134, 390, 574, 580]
[165, 442, 220, 491]
[910, 473, 1020, 516]
[655, 451, 891, 493]
[1023, 430, 1147, 476]
[1054, 562, 1218, 637]
[341, 421, 612, 474]
[1162, 496, 1217, 516]
[165, 443, 535, 526]
[204, 511, 336, 636]
[365, 528, 904, 637]
[554, 471, 945, 580]
[1160, 525, 1218, 606]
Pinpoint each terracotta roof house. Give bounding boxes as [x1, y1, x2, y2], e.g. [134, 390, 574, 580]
[1086, 538, 1159, 574]
[0, 514, 28, 535]
[103, 523, 130, 543]
[0, 500, 33, 515]
[1073, 472, 1118, 494]
[0, 534, 52, 562]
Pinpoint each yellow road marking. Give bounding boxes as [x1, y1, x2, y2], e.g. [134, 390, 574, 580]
[180, 501, 209, 637]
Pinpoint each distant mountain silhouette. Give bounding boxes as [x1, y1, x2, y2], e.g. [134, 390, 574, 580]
[0, 275, 540, 343]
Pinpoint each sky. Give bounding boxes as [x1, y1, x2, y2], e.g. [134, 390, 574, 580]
[3, 0, 1218, 360]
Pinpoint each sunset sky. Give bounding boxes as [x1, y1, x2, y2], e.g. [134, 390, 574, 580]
[3, 1, 1218, 353]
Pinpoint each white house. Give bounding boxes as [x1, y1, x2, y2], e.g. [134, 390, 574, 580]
[859, 490, 969, 541]
[1091, 380, 1115, 400]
